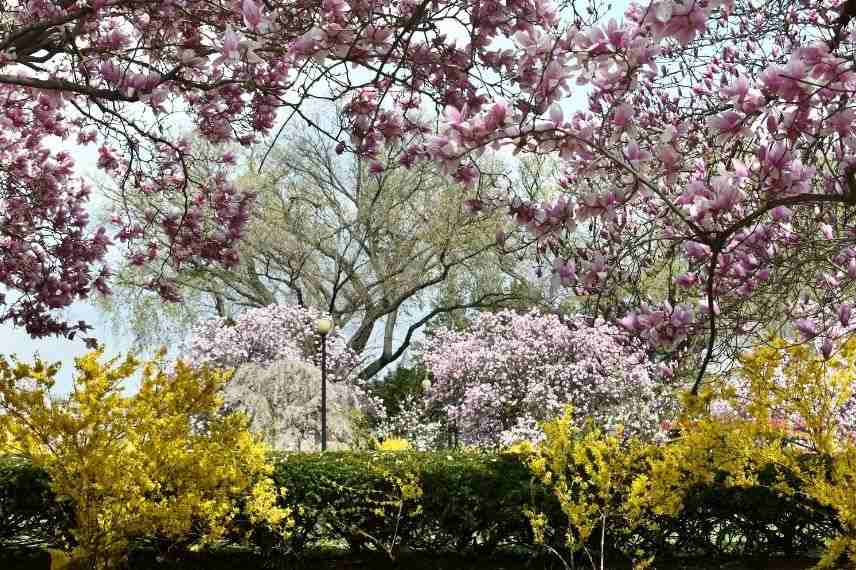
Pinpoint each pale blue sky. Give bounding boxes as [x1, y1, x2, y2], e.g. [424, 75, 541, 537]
[0, 302, 132, 393]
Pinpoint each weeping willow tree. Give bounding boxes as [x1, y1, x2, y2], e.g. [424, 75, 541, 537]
[97, 116, 551, 379]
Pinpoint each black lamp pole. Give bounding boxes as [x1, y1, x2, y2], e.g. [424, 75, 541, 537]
[320, 329, 328, 451]
[315, 317, 333, 451]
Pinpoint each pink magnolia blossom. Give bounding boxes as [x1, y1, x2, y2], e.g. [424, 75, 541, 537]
[0, 0, 855, 374]
[839, 304, 852, 327]
[187, 304, 359, 379]
[220, 25, 242, 63]
[794, 319, 818, 339]
[419, 310, 675, 446]
[241, 0, 264, 31]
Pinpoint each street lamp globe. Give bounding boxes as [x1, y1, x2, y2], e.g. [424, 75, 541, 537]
[421, 379, 432, 391]
[315, 318, 334, 335]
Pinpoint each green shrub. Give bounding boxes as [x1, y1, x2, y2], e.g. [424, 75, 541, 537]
[404, 451, 560, 552]
[261, 451, 839, 563]
[252, 451, 561, 557]
[274, 452, 408, 553]
[0, 451, 841, 563]
[369, 367, 428, 419]
[0, 456, 73, 549]
[638, 465, 840, 561]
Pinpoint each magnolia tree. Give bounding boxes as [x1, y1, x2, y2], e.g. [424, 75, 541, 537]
[419, 309, 675, 446]
[4, 0, 856, 391]
[188, 304, 359, 376]
[227, 359, 363, 450]
[187, 304, 378, 445]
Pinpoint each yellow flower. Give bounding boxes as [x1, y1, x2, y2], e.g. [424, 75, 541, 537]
[503, 440, 536, 456]
[377, 437, 411, 451]
[0, 350, 291, 569]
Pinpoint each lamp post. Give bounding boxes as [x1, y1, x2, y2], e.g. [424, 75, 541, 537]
[314, 317, 333, 451]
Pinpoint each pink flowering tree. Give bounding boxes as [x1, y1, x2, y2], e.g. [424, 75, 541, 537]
[419, 309, 675, 446]
[187, 304, 359, 378]
[186, 304, 381, 442]
[4, 0, 856, 396]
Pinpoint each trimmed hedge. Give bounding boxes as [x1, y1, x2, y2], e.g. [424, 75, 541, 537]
[637, 463, 840, 560]
[0, 452, 840, 563]
[0, 456, 73, 549]
[262, 451, 561, 555]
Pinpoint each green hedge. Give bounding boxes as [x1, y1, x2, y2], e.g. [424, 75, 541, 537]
[0, 456, 73, 549]
[637, 463, 840, 559]
[259, 451, 560, 555]
[0, 452, 840, 563]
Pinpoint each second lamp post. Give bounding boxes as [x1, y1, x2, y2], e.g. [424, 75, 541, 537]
[314, 317, 333, 451]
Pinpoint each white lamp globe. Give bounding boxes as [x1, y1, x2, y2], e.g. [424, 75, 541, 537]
[315, 318, 334, 335]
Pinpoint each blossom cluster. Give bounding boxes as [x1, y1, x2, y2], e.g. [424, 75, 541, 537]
[0, 136, 110, 338]
[5, 0, 856, 370]
[227, 359, 365, 450]
[419, 309, 676, 446]
[186, 304, 383, 436]
[187, 304, 359, 379]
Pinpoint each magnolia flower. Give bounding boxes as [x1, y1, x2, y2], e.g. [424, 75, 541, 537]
[219, 25, 241, 63]
[242, 0, 264, 31]
[793, 319, 818, 339]
[838, 304, 851, 327]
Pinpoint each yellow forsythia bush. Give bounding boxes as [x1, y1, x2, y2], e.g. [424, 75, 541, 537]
[376, 438, 412, 452]
[530, 337, 856, 570]
[527, 411, 655, 569]
[731, 337, 856, 568]
[0, 349, 290, 570]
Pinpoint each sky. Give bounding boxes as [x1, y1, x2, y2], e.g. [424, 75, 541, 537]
[0, 303, 133, 392]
